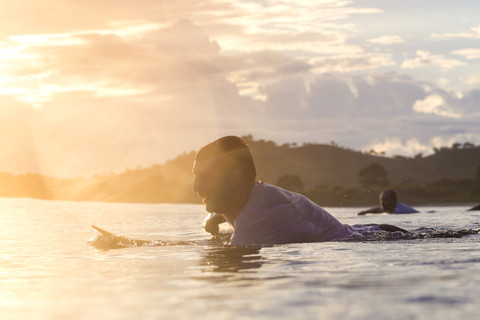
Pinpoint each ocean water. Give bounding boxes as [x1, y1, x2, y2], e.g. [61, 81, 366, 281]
[1, 197, 479, 320]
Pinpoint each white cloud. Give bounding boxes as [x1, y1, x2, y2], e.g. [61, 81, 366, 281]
[195, 0, 382, 60]
[452, 48, 480, 60]
[412, 94, 461, 119]
[364, 137, 430, 157]
[368, 35, 404, 45]
[310, 52, 395, 73]
[2, 1, 480, 177]
[364, 133, 480, 158]
[436, 78, 450, 87]
[413, 94, 443, 113]
[465, 76, 480, 85]
[431, 134, 480, 150]
[431, 25, 480, 40]
[401, 50, 466, 70]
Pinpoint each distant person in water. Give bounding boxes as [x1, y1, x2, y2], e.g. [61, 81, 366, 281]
[468, 204, 480, 211]
[357, 190, 418, 215]
[193, 136, 408, 246]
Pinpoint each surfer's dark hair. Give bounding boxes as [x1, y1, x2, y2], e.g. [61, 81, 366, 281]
[381, 190, 397, 202]
[196, 136, 257, 183]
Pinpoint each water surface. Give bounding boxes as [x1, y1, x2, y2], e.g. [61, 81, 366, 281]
[1, 198, 479, 319]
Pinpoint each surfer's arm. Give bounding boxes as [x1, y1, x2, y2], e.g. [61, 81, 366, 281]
[357, 206, 383, 215]
[203, 213, 226, 237]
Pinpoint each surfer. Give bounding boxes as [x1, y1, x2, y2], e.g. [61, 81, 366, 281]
[357, 190, 418, 215]
[194, 136, 408, 246]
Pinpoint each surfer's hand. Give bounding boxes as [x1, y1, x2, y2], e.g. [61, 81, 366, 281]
[203, 213, 225, 237]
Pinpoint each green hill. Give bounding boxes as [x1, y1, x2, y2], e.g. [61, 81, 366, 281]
[0, 136, 479, 205]
[248, 138, 480, 188]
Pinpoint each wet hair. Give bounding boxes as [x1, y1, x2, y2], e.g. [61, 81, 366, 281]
[381, 190, 397, 202]
[196, 136, 256, 183]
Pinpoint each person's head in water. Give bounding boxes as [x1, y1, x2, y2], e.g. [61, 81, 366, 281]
[193, 136, 256, 219]
[380, 190, 397, 213]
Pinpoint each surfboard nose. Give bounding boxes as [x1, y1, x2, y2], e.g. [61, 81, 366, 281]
[91, 225, 114, 236]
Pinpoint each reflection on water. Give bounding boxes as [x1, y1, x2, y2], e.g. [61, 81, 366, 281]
[2, 199, 480, 320]
[199, 246, 263, 274]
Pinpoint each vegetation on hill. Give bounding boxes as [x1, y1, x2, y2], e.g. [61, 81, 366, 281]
[0, 136, 479, 206]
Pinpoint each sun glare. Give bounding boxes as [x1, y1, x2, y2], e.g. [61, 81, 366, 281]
[0, 88, 28, 95]
[9, 34, 84, 46]
[9, 22, 161, 47]
[106, 21, 161, 39]
[0, 45, 36, 61]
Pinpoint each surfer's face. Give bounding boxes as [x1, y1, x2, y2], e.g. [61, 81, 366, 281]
[193, 157, 235, 214]
[380, 192, 397, 213]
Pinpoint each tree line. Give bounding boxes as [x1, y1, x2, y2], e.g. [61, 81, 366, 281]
[0, 137, 479, 206]
[276, 162, 480, 206]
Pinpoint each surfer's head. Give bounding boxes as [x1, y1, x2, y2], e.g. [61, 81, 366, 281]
[380, 190, 397, 213]
[193, 136, 256, 217]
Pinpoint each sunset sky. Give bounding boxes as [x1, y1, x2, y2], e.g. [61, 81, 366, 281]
[1, 0, 479, 177]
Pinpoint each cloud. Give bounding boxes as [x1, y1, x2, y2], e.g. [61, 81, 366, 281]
[0, 19, 253, 175]
[4, 20, 230, 108]
[3, 61, 480, 176]
[412, 94, 461, 119]
[455, 89, 480, 116]
[465, 76, 480, 86]
[190, 0, 382, 56]
[368, 35, 404, 45]
[256, 71, 480, 157]
[1, 1, 480, 176]
[363, 132, 480, 158]
[352, 73, 426, 116]
[436, 78, 450, 87]
[401, 50, 466, 70]
[249, 31, 346, 46]
[0, 1, 236, 39]
[261, 72, 427, 120]
[365, 137, 431, 157]
[1, 1, 387, 107]
[310, 52, 395, 73]
[430, 25, 480, 40]
[452, 48, 480, 60]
